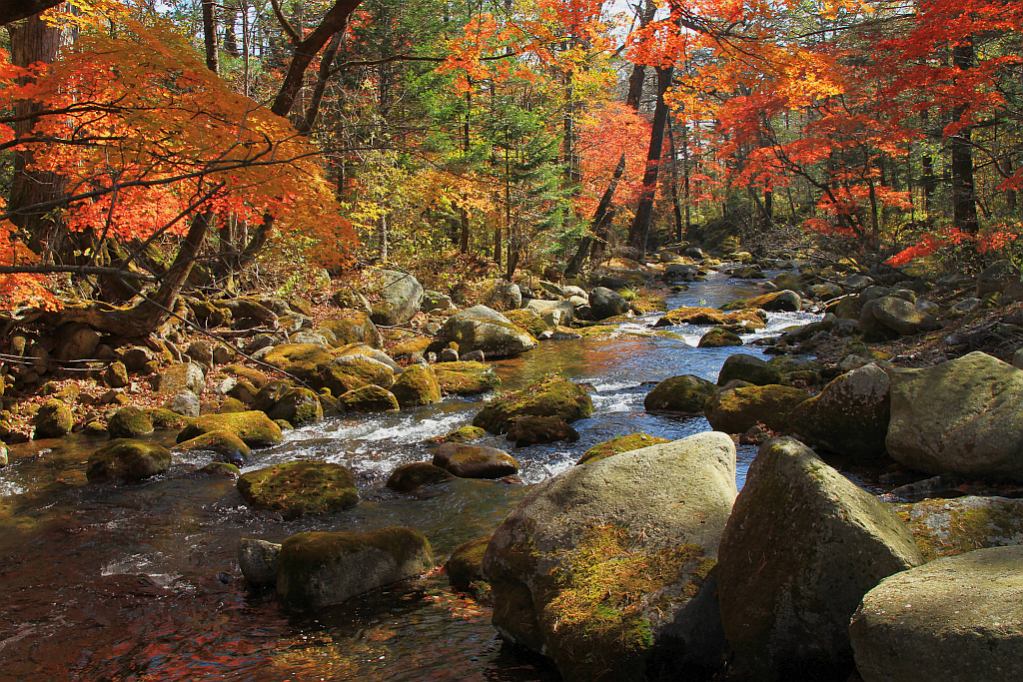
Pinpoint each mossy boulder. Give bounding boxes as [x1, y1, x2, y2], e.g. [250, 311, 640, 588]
[483, 433, 737, 681]
[716, 438, 923, 680]
[262, 343, 334, 384]
[174, 429, 251, 463]
[721, 290, 801, 312]
[698, 327, 743, 347]
[447, 535, 491, 592]
[237, 460, 359, 519]
[257, 383, 323, 426]
[391, 365, 441, 408]
[644, 375, 716, 415]
[789, 364, 890, 460]
[322, 353, 396, 396]
[505, 415, 579, 446]
[435, 425, 487, 443]
[504, 308, 553, 337]
[894, 495, 1023, 561]
[86, 439, 173, 483]
[717, 354, 782, 386]
[157, 362, 205, 396]
[432, 443, 519, 479]
[473, 376, 593, 435]
[276, 527, 433, 610]
[850, 546, 1023, 682]
[107, 406, 155, 439]
[317, 309, 382, 349]
[859, 295, 939, 340]
[386, 461, 455, 493]
[656, 306, 766, 330]
[339, 385, 400, 413]
[434, 361, 501, 395]
[34, 399, 74, 439]
[887, 352, 1023, 482]
[198, 461, 241, 478]
[222, 364, 269, 388]
[704, 384, 809, 434]
[577, 433, 670, 466]
[147, 407, 192, 430]
[103, 361, 130, 388]
[177, 410, 283, 448]
[438, 305, 537, 358]
[369, 269, 424, 325]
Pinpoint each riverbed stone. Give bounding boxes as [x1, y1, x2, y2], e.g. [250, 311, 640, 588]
[276, 527, 433, 611]
[238, 460, 359, 519]
[644, 375, 716, 415]
[258, 383, 323, 426]
[169, 391, 201, 418]
[887, 352, 1023, 481]
[894, 495, 1023, 561]
[716, 438, 923, 680]
[338, 385, 400, 413]
[716, 354, 782, 386]
[526, 299, 575, 326]
[589, 287, 629, 320]
[432, 443, 519, 479]
[485, 280, 523, 311]
[174, 429, 250, 463]
[698, 326, 743, 347]
[86, 439, 173, 483]
[177, 410, 283, 448]
[107, 406, 155, 439]
[318, 309, 382, 349]
[103, 361, 129, 388]
[33, 399, 73, 439]
[390, 365, 441, 408]
[704, 384, 809, 433]
[788, 363, 890, 460]
[434, 361, 501, 395]
[438, 305, 537, 358]
[850, 546, 1023, 682]
[447, 535, 491, 593]
[473, 376, 593, 434]
[238, 538, 282, 587]
[386, 462, 455, 493]
[656, 306, 766, 330]
[435, 425, 487, 444]
[505, 415, 579, 446]
[503, 308, 552, 337]
[860, 295, 939, 339]
[721, 290, 801, 312]
[369, 269, 424, 325]
[577, 433, 670, 465]
[483, 433, 737, 681]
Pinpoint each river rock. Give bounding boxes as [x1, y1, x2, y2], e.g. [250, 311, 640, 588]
[644, 375, 716, 415]
[433, 361, 501, 395]
[432, 443, 519, 479]
[704, 384, 809, 433]
[504, 308, 552, 337]
[860, 296, 939, 339]
[850, 546, 1023, 682]
[656, 306, 766, 330]
[177, 410, 283, 448]
[0, 442, 8, 467]
[339, 385, 400, 413]
[577, 433, 670, 465]
[446, 536, 491, 592]
[33, 399, 73, 439]
[438, 305, 537, 358]
[386, 461, 455, 493]
[107, 406, 155, 439]
[699, 327, 743, 347]
[716, 354, 781, 386]
[887, 352, 1023, 481]
[716, 438, 923, 679]
[238, 538, 282, 587]
[721, 290, 801, 312]
[526, 299, 575, 326]
[174, 429, 250, 463]
[421, 290, 455, 313]
[483, 433, 737, 681]
[473, 376, 592, 434]
[86, 439, 173, 483]
[56, 323, 102, 362]
[369, 269, 424, 325]
[588, 287, 629, 320]
[390, 365, 441, 407]
[505, 415, 579, 446]
[788, 364, 890, 460]
[486, 280, 523, 311]
[238, 460, 359, 519]
[169, 391, 201, 418]
[103, 361, 129, 389]
[318, 309, 382, 349]
[256, 383, 323, 426]
[276, 527, 433, 610]
[894, 495, 1023, 561]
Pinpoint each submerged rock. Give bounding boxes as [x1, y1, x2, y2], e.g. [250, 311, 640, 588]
[446, 536, 491, 593]
[483, 433, 737, 681]
[850, 546, 1023, 682]
[86, 439, 172, 483]
[237, 460, 359, 519]
[177, 410, 283, 448]
[473, 376, 592, 435]
[386, 462, 455, 493]
[432, 443, 519, 479]
[644, 375, 716, 415]
[276, 527, 433, 610]
[716, 438, 922, 679]
[577, 433, 670, 465]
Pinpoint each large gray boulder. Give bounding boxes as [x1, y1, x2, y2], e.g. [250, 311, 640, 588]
[588, 287, 629, 320]
[525, 299, 575, 326]
[788, 364, 890, 460]
[485, 280, 523, 311]
[850, 546, 1023, 682]
[886, 352, 1023, 482]
[717, 354, 782, 386]
[238, 538, 282, 586]
[860, 295, 939, 339]
[438, 305, 537, 358]
[483, 433, 737, 681]
[369, 269, 424, 325]
[716, 438, 923, 679]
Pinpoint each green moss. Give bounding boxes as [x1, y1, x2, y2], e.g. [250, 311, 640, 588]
[896, 498, 1023, 561]
[473, 376, 593, 435]
[578, 433, 671, 466]
[434, 361, 501, 395]
[33, 399, 74, 439]
[317, 310, 382, 348]
[435, 425, 487, 444]
[505, 309, 553, 337]
[387, 335, 432, 359]
[198, 461, 241, 478]
[174, 429, 251, 461]
[446, 535, 492, 592]
[176, 410, 283, 448]
[339, 385, 400, 413]
[237, 460, 359, 519]
[391, 365, 442, 408]
[147, 407, 193, 430]
[107, 406, 155, 439]
[86, 439, 172, 483]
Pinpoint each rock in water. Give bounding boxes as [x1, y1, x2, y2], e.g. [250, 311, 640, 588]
[644, 375, 716, 415]
[276, 527, 433, 610]
[390, 365, 441, 407]
[433, 361, 501, 395]
[238, 538, 282, 586]
[716, 438, 923, 679]
[86, 439, 172, 483]
[588, 287, 629, 320]
[887, 351, 1023, 482]
[716, 354, 782, 386]
[446, 536, 491, 592]
[386, 462, 455, 493]
[473, 376, 592, 434]
[33, 399, 73, 439]
[369, 269, 424, 325]
[704, 384, 809, 433]
[577, 433, 670, 465]
[850, 546, 1023, 682]
[432, 443, 519, 479]
[483, 433, 737, 681]
[237, 460, 359, 519]
[437, 305, 537, 359]
[788, 363, 890, 460]
[177, 411, 283, 448]
[107, 406, 155, 439]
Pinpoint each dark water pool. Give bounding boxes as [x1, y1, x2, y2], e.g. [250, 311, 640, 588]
[0, 272, 819, 680]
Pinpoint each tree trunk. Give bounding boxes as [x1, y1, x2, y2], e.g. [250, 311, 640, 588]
[565, 154, 625, 277]
[667, 116, 684, 242]
[627, 66, 674, 257]
[201, 0, 219, 73]
[0, 1, 65, 27]
[951, 37, 979, 233]
[298, 31, 342, 134]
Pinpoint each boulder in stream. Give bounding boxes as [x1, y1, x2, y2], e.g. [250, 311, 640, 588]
[433, 361, 501, 395]
[177, 410, 283, 448]
[505, 415, 579, 446]
[576, 433, 670, 466]
[644, 375, 716, 415]
[86, 439, 172, 483]
[716, 354, 782, 386]
[390, 365, 441, 407]
[107, 406, 155, 439]
[437, 305, 537, 358]
[237, 460, 359, 519]
[473, 376, 592, 435]
[432, 443, 519, 479]
[386, 461, 455, 493]
[704, 384, 809, 433]
[238, 538, 282, 587]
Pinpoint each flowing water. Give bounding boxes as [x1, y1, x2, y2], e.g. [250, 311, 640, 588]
[0, 272, 819, 681]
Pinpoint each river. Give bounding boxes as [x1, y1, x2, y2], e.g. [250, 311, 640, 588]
[0, 271, 819, 680]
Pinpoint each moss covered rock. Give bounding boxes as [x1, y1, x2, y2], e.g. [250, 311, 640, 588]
[435, 425, 487, 444]
[447, 535, 491, 592]
[656, 306, 766, 330]
[318, 309, 382, 349]
[86, 439, 172, 483]
[644, 375, 716, 415]
[432, 443, 519, 479]
[256, 382, 323, 426]
[177, 410, 283, 448]
[698, 327, 743, 347]
[198, 461, 241, 478]
[505, 415, 579, 446]
[483, 433, 737, 681]
[704, 384, 809, 433]
[716, 354, 782, 386]
[338, 385, 400, 413]
[391, 365, 441, 408]
[237, 460, 359, 519]
[174, 429, 251, 462]
[276, 527, 433, 610]
[438, 305, 538, 358]
[716, 438, 923, 680]
[434, 361, 501, 395]
[504, 308, 553, 337]
[850, 546, 1023, 682]
[107, 406, 155, 439]
[577, 433, 671, 466]
[147, 407, 192, 431]
[894, 495, 1023, 561]
[721, 290, 801, 312]
[34, 399, 74, 439]
[157, 362, 205, 397]
[473, 376, 593, 435]
[386, 461, 455, 493]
